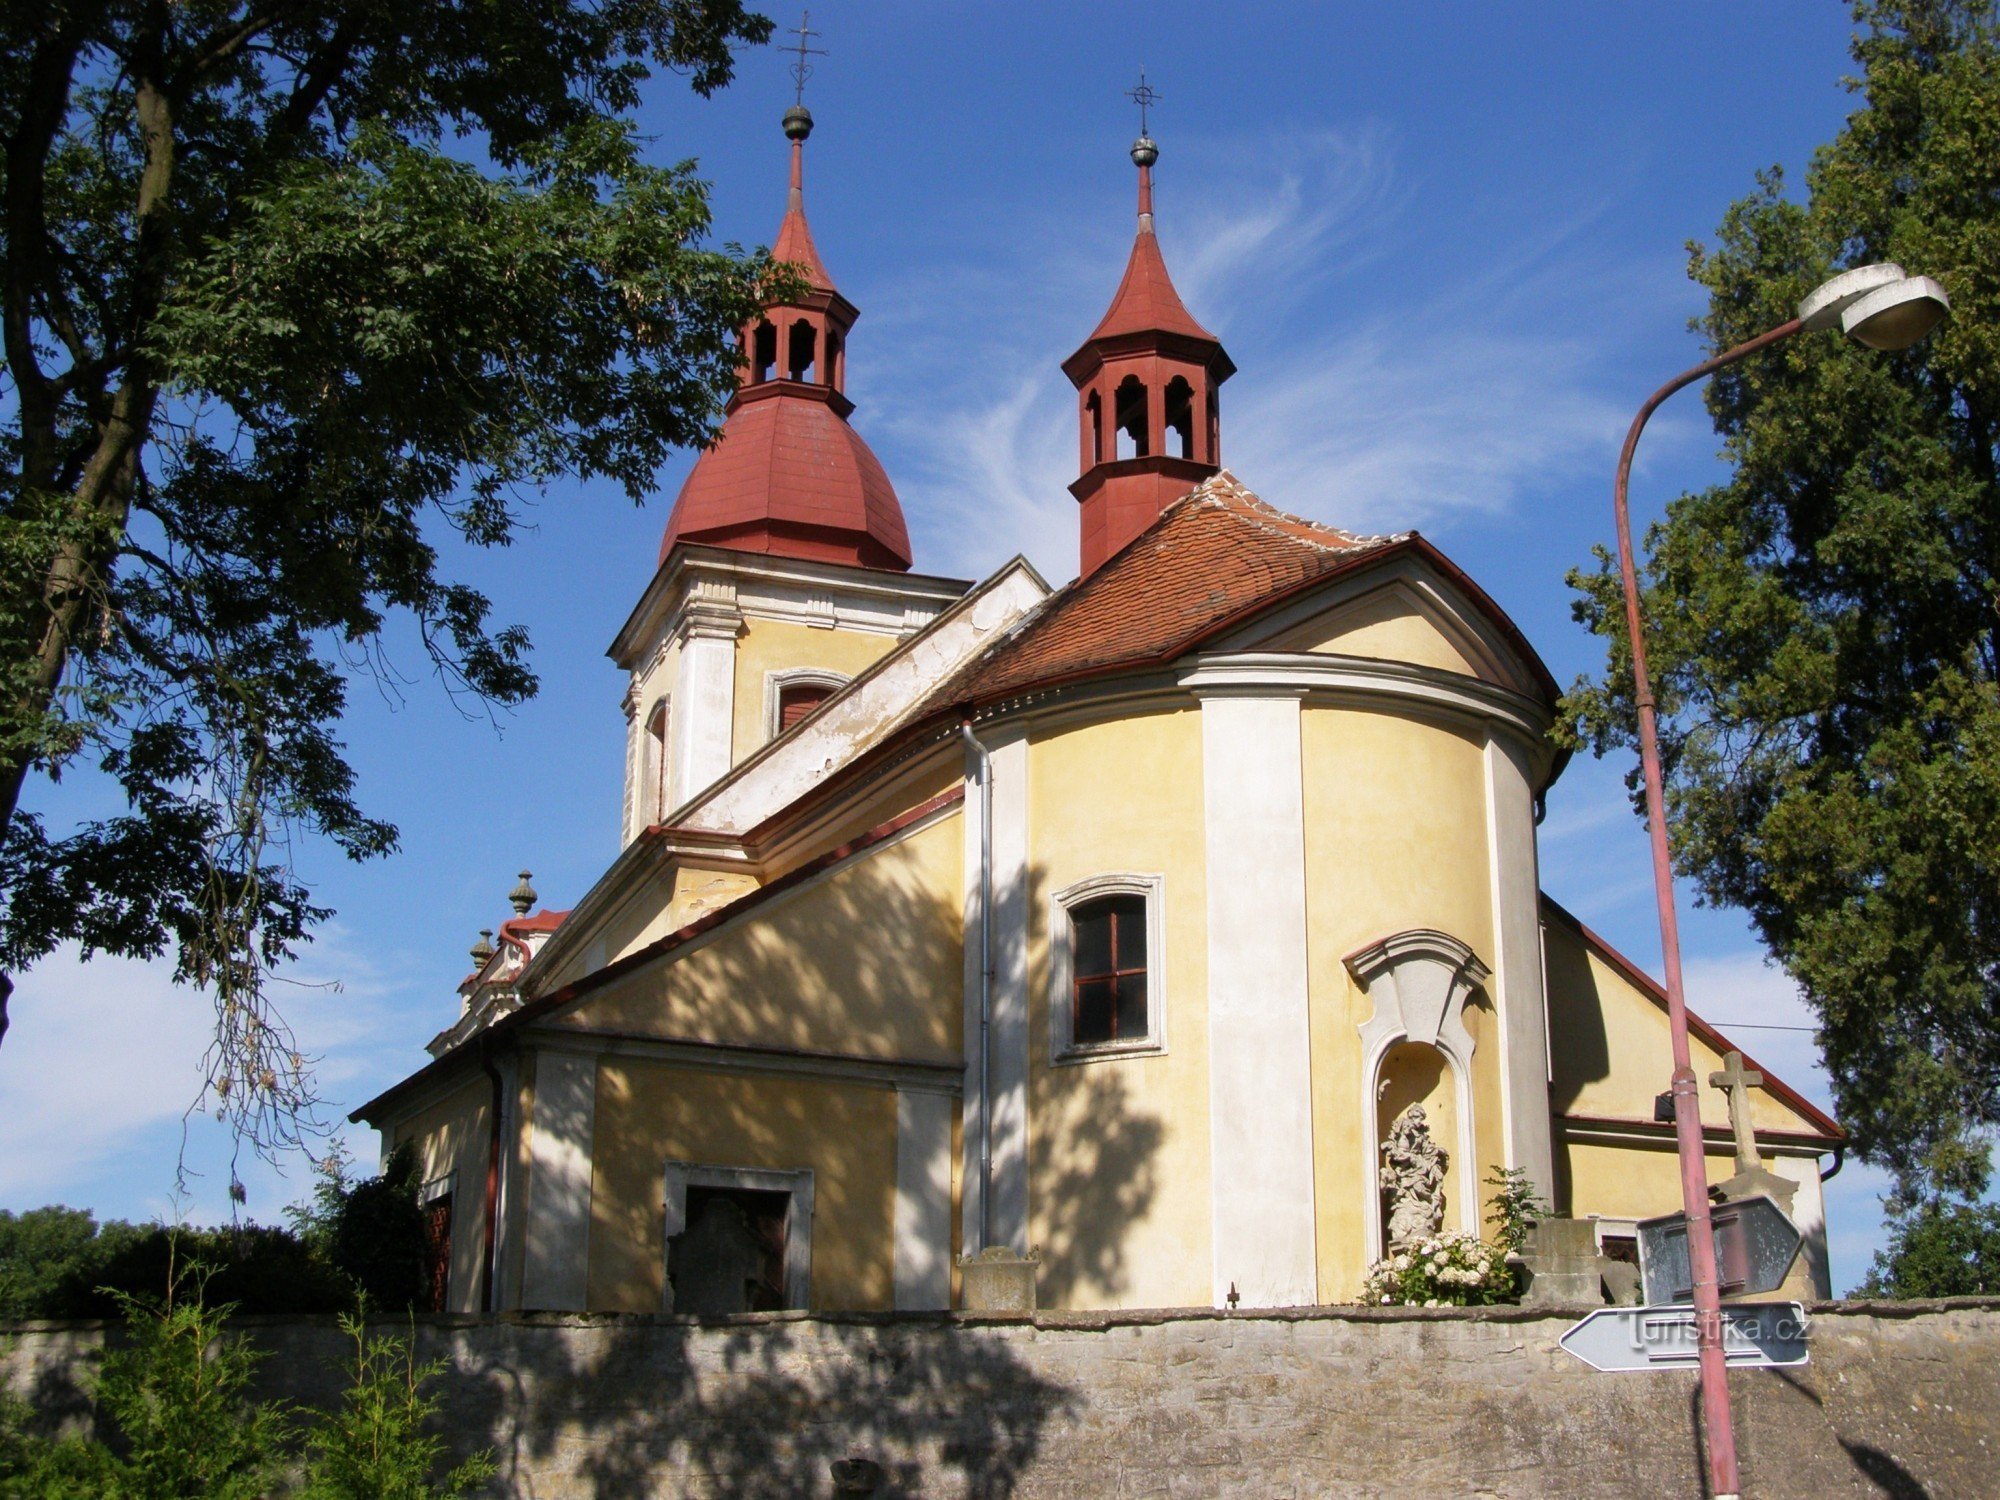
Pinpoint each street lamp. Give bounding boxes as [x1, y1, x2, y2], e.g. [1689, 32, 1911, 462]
[1611, 262, 1948, 1500]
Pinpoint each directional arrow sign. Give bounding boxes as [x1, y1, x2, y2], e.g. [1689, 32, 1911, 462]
[1636, 1193, 1803, 1306]
[1560, 1302, 1810, 1373]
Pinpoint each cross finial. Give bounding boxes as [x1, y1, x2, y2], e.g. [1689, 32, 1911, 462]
[1125, 66, 1161, 137]
[786, 10, 827, 107]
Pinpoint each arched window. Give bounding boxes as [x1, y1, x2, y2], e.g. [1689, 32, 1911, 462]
[752, 321, 777, 384]
[825, 327, 844, 389]
[1206, 387, 1220, 463]
[787, 319, 817, 382]
[764, 669, 850, 740]
[1049, 873, 1167, 1061]
[1085, 389, 1104, 465]
[645, 699, 670, 822]
[1164, 376, 1195, 460]
[1113, 375, 1149, 461]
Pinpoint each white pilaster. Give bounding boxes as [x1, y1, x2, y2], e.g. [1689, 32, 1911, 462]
[893, 1085, 955, 1309]
[1768, 1155, 1833, 1298]
[1484, 734, 1556, 1200]
[961, 731, 1031, 1254]
[1201, 692, 1317, 1307]
[518, 1050, 596, 1311]
[669, 600, 741, 812]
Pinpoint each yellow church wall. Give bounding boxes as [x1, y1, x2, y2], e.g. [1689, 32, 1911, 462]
[1299, 705, 1501, 1300]
[587, 1057, 899, 1311]
[597, 863, 764, 970]
[1543, 914, 1821, 1140]
[1262, 584, 1480, 680]
[1559, 1134, 1752, 1225]
[1023, 707, 1213, 1310]
[559, 808, 964, 1064]
[730, 616, 903, 764]
[387, 1076, 491, 1314]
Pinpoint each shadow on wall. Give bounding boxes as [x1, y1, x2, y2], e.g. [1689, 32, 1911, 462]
[436, 1315, 1082, 1499]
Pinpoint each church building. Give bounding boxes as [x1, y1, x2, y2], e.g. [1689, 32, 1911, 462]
[354, 104, 1844, 1317]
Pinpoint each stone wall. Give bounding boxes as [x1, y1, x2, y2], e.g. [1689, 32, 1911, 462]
[6, 1300, 1997, 1497]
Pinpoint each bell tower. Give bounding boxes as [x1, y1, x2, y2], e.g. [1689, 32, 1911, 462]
[1063, 122, 1235, 577]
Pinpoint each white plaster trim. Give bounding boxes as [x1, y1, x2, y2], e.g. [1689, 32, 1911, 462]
[661, 1161, 814, 1312]
[1346, 930, 1490, 1257]
[961, 730, 1031, 1254]
[1179, 652, 1555, 775]
[669, 624, 737, 811]
[1047, 872, 1168, 1065]
[894, 1089, 954, 1310]
[419, 1171, 455, 1206]
[1483, 734, 1556, 1200]
[762, 667, 851, 741]
[1201, 693, 1317, 1308]
[518, 1050, 596, 1312]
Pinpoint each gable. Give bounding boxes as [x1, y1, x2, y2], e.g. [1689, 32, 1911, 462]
[1219, 555, 1546, 699]
[1541, 898, 1841, 1143]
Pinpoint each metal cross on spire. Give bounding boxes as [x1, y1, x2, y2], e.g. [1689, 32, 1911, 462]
[1125, 67, 1161, 137]
[786, 11, 827, 106]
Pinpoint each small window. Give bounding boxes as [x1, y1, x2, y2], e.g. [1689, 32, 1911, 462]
[764, 669, 849, 741]
[644, 699, 670, 823]
[1071, 895, 1147, 1044]
[1051, 874, 1166, 1061]
[420, 1192, 452, 1312]
[778, 682, 833, 731]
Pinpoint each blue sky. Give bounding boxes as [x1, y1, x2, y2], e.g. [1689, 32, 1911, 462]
[1, 3, 1914, 1288]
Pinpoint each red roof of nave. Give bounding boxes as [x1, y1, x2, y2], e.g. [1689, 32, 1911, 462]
[657, 389, 911, 569]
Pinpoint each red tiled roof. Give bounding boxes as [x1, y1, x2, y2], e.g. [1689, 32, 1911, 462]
[1086, 224, 1217, 345]
[658, 388, 911, 569]
[947, 472, 1404, 703]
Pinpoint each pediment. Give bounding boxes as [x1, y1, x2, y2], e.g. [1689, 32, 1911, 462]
[1213, 554, 1545, 699]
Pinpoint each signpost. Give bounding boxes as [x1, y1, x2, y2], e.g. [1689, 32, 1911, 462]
[1561, 1303, 1810, 1373]
[1637, 1194, 1803, 1307]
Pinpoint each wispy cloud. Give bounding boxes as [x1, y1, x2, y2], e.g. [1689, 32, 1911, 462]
[0, 928, 419, 1221]
[863, 121, 1673, 581]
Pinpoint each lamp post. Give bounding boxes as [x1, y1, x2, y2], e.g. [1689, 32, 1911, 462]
[1611, 262, 1947, 1500]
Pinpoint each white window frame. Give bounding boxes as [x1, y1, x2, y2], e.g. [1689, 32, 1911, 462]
[1048, 872, 1168, 1065]
[763, 668, 850, 740]
[641, 695, 671, 824]
[661, 1161, 815, 1313]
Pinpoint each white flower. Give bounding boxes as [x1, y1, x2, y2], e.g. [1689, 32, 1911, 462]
[1424, 1298, 1438, 1308]
[1382, 1293, 1393, 1303]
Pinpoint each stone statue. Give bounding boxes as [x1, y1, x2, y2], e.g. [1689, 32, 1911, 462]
[1380, 1103, 1448, 1247]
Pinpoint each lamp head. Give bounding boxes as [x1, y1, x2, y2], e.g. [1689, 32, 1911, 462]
[1797, 262, 1950, 350]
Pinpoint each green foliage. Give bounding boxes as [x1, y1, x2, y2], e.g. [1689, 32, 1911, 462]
[0, 0, 777, 1147]
[289, 1143, 430, 1312]
[0, 1208, 142, 1320]
[1561, 0, 2000, 1204]
[296, 1314, 495, 1500]
[1483, 1166, 1551, 1255]
[1360, 1231, 1516, 1307]
[1, 1149, 430, 1319]
[1859, 1197, 2000, 1296]
[1, 1280, 492, 1498]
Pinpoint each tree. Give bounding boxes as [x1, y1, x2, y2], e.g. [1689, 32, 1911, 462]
[1859, 1198, 2000, 1296]
[0, 1, 778, 1145]
[1563, 0, 2000, 1204]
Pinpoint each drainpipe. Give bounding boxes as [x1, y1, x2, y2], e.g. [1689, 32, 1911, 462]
[1819, 1144, 1846, 1184]
[477, 1034, 515, 1313]
[960, 721, 995, 1251]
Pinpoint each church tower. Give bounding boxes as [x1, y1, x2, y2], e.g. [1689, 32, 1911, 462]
[1063, 130, 1235, 577]
[611, 104, 968, 844]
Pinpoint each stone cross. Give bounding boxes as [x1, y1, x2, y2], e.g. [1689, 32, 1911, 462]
[1708, 1050, 1764, 1174]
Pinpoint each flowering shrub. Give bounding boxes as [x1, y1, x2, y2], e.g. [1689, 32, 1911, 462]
[1360, 1231, 1515, 1307]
